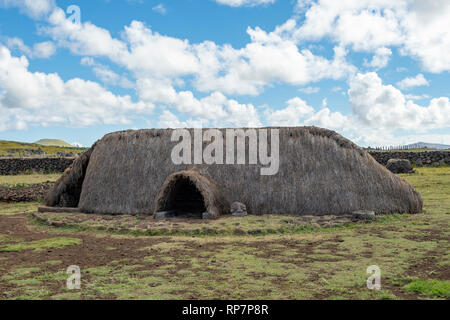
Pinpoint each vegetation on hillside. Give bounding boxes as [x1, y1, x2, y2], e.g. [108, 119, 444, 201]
[34, 139, 74, 148]
[0, 140, 86, 157]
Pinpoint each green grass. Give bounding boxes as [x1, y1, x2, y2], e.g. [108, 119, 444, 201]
[0, 237, 82, 252]
[0, 202, 40, 215]
[0, 140, 86, 157]
[404, 280, 450, 298]
[0, 173, 60, 186]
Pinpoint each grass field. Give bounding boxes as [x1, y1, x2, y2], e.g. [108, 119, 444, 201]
[0, 174, 60, 186]
[0, 167, 448, 300]
[0, 140, 86, 157]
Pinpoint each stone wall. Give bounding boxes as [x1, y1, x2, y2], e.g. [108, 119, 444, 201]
[0, 158, 74, 175]
[368, 151, 450, 166]
[0, 151, 448, 176]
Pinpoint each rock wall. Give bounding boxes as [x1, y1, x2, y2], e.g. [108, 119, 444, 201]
[0, 182, 54, 202]
[1, 151, 448, 176]
[0, 158, 74, 175]
[368, 151, 450, 166]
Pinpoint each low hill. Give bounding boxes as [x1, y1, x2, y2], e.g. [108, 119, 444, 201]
[406, 142, 450, 150]
[0, 140, 87, 158]
[34, 139, 74, 147]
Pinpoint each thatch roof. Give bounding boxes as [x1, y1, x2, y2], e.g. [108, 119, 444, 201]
[45, 127, 423, 216]
[44, 145, 94, 207]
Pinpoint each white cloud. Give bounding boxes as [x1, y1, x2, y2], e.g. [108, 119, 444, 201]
[404, 94, 430, 101]
[6, 37, 56, 59]
[71, 142, 83, 147]
[267, 71, 450, 146]
[396, 73, 429, 90]
[137, 77, 262, 127]
[157, 110, 204, 129]
[80, 57, 133, 88]
[215, 0, 275, 7]
[41, 10, 355, 96]
[349, 72, 448, 131]
[298, 86, 320, 94]
[0, 0, 55, 18]
[192, 34, 355, 95]
[0, 45, 153, 131]
[290, 1, 404, 50]
[44, 8, 129, 59]
[267, 97, 314, 126]
[363, 47, 392, 69]
[287, 0, 450, 73]
[152, 4, 167, 15]
[32, 41, 56, 58]
[267, 97, 349, 131]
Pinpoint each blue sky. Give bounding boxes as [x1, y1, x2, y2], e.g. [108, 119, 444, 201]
[0, 0, 449, 147]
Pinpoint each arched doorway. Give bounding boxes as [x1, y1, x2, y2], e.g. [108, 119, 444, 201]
[154, 170, 229, 219]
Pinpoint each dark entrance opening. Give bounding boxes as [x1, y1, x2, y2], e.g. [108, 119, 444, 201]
[160, 177, 206, 218]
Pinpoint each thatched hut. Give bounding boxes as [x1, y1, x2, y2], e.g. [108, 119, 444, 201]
[45, 127, 422, 218]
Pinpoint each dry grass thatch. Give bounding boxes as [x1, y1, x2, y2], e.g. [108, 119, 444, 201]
[46, 127, 423, 216]
[44, 146, 94, 207]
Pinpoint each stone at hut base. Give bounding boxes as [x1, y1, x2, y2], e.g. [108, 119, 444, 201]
[352, 210, 376, 221]
[154, 210, 177, 219]
[231, 202, 247, 217]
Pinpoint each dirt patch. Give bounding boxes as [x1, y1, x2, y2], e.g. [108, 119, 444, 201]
[0, 214, 172, 277]
[0, 182, 54, 202]
[404, 252, 450, 282]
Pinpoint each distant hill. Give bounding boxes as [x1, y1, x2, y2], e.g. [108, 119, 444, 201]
[34, 139, 74, 147]
[0, 140, 87, 158]
[406, 142, 450, 150]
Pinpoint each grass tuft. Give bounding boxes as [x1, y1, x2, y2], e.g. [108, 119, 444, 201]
[404, 280, 450, 298]
[0, 237, 82, 252]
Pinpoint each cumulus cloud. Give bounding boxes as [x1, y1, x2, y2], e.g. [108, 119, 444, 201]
[0, 45, 153, 131]
[215, 0, 275, 7]
[6, 37, 56, 59]
[0, 0, 55, 18]
[396, 73, 429, 90]
[137, 78, 262, 127]
[404, 94, 430, 101]
[266, 72, 450, 146]
[267, 97, 349, 132]
[349, 72, 448, 130]
[191, 33, 355, 95]
[266, 97, 314, 126]
[44, 8, 129, 59]
[158, 110, 206, 129]
[285, 0, 450, 73]
[363, 47, 392, 69]
[80, 57, 134, 88]
[41, 10, 355, 96]
[32, 41, 57, 58]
